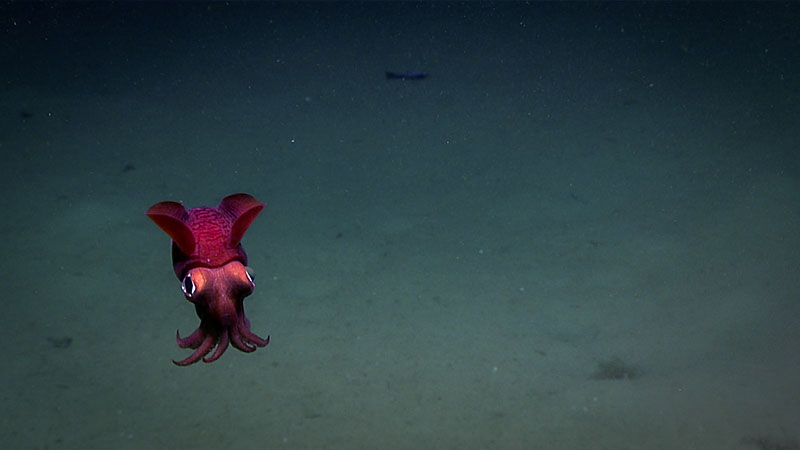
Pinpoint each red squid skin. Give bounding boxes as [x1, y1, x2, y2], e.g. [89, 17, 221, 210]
[146, 193, 269, 366]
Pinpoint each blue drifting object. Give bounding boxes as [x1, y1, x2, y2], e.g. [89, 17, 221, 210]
[385, 71, 428, 80]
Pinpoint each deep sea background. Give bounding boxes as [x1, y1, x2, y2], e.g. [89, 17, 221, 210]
[1, 2, 799, 449]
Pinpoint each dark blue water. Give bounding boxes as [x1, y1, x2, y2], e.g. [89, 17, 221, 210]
[1, 3, 798, 449]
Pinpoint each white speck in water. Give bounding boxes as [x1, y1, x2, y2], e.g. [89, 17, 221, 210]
[519, 287, 525, 292]
[492, 366, 498, 373]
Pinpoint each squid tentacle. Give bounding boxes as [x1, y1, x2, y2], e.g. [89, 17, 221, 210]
[202, 331, 230, 363]
[230, 328, 257, 353]
[174, 334, 215, 366]
[176, 328, 204, 349]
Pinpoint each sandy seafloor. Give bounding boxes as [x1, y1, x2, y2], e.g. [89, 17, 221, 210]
[1, 3, 799, 449]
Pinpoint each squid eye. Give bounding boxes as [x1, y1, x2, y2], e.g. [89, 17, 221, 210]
[245, 266, 255, 285]
[181, 273, 196, 298]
